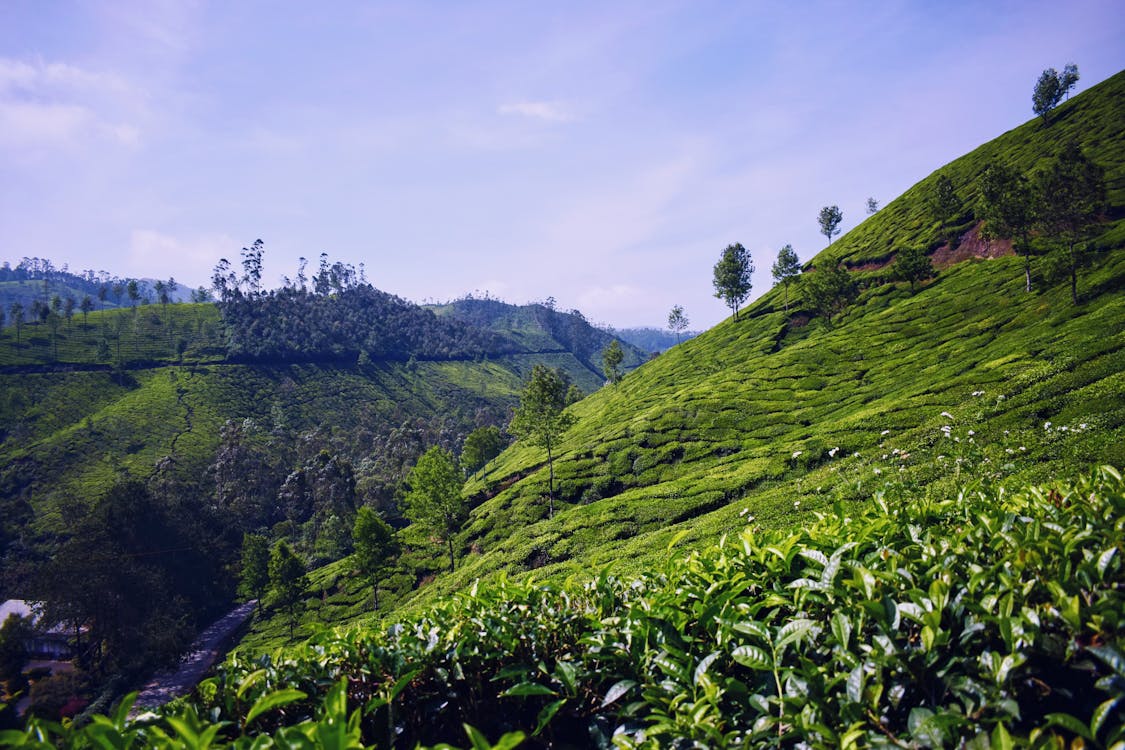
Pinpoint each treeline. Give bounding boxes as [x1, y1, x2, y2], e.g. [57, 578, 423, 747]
[212, 245, 516, 362]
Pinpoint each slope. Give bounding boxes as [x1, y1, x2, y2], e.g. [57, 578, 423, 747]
[249, 69, 1125, 646]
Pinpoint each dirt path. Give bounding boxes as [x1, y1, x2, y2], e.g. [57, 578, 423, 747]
[130, 600, 257, 715]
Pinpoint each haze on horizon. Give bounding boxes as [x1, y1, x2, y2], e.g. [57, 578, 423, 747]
[2, 0, 1123, 329]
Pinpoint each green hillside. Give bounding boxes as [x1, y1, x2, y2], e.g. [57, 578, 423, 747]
[232, 70, 1124, 649]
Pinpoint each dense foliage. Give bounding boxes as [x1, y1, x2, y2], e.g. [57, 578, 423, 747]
[5, 468, 1121, 748]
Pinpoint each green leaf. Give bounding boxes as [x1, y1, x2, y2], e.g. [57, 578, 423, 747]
[666, 529, 690, 552]
[501, 682, 557, 698]
[1096, 547, 1117, 579]
[731, 645, 772, 671]
[236, 669, 268, 700]
[553, 660, 578, 694]
[733, 620, 769, 641]
[1088, 644, 1125, 678]
[1044, 712, 1094, 741]
[846, 664, 864, 704]
[602, 679, 637, 708]
[244, 688, 307, 728]
[990, 721, 1013, 750]
[533, 699, 566, 737]
[694, 651, 720, 687]
[463, 723, 492, 750]
[831, 612, 852, 649]
[776, 619, 816, 652]
[1091, 697, 1122, 739]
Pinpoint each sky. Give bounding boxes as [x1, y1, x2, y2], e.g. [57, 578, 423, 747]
[2, 1, 1123, 329]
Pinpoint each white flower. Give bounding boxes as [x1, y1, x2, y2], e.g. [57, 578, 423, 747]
[1019, 446, 1026, 451]
[794, 500, 801, 508]
[1044, 421, 1051, 430]
[880, 429, 890, 436]
[1059, 425, 1068, 432]
[1079, 423, 1088, 430]
[853, 452, 860, 458]
[967, 430, 975, 436]
[873, 468, 882, 475]
[828, 447, 839, 458]
[792, 450, 803, 459]
[739, 508, 749, 516]
[941, 411, 954, 420]
[1006, 448, 1014, 454]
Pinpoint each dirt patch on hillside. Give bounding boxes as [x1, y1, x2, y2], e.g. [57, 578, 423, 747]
[931, 223, 1013, 268]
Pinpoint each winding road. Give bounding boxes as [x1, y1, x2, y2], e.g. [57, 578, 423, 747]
[130, 600, 257, 716]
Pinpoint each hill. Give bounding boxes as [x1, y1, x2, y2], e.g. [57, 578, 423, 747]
[613, 326, 700, 354]
[233, 70, 1123, 651]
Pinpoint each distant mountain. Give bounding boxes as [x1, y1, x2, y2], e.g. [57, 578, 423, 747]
[428, 297, 649, 380]
[612, 326, 699, 353]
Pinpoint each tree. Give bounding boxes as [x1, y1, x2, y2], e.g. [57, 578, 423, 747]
[926, 173, 961, 246]
[79, 296, 95, 327]
[801, 264, 854, 323]
[770, 244, 801, 313]
[1034, 141, 1106, 304]
[0, 614, 33, 695]
[269, 540, 308, 639]
[461, 426, 506, 475]
[509, 365, 577, 519]
[1060, 63, 1079, 100]
[1032, 67, 1066, 123]
[817, 205, 843, 245]
[892, 247, 935, 293]
[239, 533, 270, 615]
[866, 197, 879, 215]
[712, 243, 753, 320]
[667, 304, 689, 344]
[126, 279, 140, 309]
[402, 446, 467, 572]
[602, 339, 624, 384]
[352, 507, 398, 610]
[7, 303, 21, 345]
[979, 163, 1037, 291]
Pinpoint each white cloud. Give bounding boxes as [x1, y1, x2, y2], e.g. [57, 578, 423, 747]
[128, 229, 236, 281]
[0, 57, 145, 151]
[497, 100, 575, 122]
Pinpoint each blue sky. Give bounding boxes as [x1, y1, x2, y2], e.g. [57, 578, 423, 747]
[2, 1, 1123, 328]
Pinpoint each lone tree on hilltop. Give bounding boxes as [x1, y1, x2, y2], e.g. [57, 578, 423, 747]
[353, 507, 398, 610]
[927, 174, 961, 246]
[712, 243, 753, 320]
[1034, 140, 1106, 304]
[1033, 64, 1078, 123]
[667, 304, 689, 344]
[269, 540, 308, 639]
[402, 446, 466, 572]
[602, 339, 624, 384]
[510, 364, 576, 519]
[979, 162, 1037, 292]
[866, 197, 879, 215]
[893, 247, 935, 293]
[818, 205, 843, 245]
[771, 244, 801, 313]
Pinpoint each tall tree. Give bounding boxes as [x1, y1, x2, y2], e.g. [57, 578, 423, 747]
[126, 279, 140, 310]
[269, 540, 308, 639]
[461, 426, 506, 476]
[80, 296, 94, 326]
[770, 244, 801, 313]
[927, 174, 961, 245]
[712, 243, 753, 320]
[239, 533, 270, 615]
[892, 247, 935, 293]
[8, 303, 22, 345]
[509, 365, 577, 519]
[866, 197, 879, 215]
[63, 296, 75, 330]
[817, 205, 843, 245]
[402, 446, 467, 572]
[1060, 63, 1079, 100]
[1034, 141, 1106, 304]
[352, 507, 398, 610]
[801, 264, 855, 323]
[979, 163, 1037, 291]
[1032, 67, 1066, 123]
[667, 304, 689, 344]
[602, 339, 624, 384]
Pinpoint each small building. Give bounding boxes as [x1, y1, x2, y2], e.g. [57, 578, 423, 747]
[0, 600, 75, 660]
